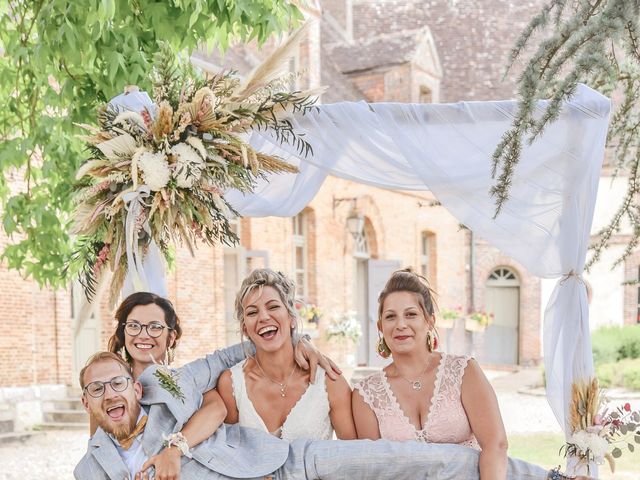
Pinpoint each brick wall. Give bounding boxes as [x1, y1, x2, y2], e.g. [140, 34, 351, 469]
[0, 234, 73, 385]
[348, 71, 386, 102]
[384, 64, 413, 102]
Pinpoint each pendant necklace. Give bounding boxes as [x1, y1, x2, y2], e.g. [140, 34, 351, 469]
[254, 357, 297, 397]
[395, 360, 430, 391]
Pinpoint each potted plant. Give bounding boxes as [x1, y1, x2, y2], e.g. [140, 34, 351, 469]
[325, 310, 362, 367]
[438, 306, 462, 329]
[326, 310, 361, 343]
[295, 301, 322, 334]
[465, 310, 494, 333]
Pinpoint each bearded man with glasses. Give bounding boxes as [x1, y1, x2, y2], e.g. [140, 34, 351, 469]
[75, 351, 572, 480]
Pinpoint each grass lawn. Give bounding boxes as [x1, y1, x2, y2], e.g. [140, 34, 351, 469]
[508, 433, 640, 479]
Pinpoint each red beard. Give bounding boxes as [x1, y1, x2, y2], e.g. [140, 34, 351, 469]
[91, 398, 141, 441]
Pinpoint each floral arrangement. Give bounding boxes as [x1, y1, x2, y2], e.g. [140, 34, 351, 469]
[68, 31, 318, 302]
[560, 377, 640, 474]
[468, 310, 494, 327]
[325, 310, 362, 344]
[439, 306, 463, 320]
[295, 301, 322, 325]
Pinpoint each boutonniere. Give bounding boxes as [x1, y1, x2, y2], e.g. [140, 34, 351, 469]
[153, 364, 185, 403]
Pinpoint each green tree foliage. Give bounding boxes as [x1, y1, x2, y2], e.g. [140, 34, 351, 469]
[0, 0, 302, 287]
[495, 0, 640, 268]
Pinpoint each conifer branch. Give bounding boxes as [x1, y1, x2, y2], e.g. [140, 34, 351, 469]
[499, 0, 640, 268]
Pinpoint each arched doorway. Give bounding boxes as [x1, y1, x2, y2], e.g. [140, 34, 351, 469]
[481, 267, 520, 365]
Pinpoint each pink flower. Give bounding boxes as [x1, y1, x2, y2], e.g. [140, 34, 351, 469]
[593, 414, 603, 425]
[624, 403, 631, 412]
[93, 244, 111, 275]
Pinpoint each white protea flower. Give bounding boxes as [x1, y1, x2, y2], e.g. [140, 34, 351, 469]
[569, 430, 609, 464]
[138, 151, 170, 191]
[585, 432, 609, 462]
[570, 431, 588, 453]
[171, 142, 205, 188]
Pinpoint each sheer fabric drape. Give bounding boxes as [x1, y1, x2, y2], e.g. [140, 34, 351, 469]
[227, 84, 611, 440]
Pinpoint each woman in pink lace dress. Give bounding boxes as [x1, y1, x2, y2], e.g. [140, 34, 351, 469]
[352, 269, 508, 480]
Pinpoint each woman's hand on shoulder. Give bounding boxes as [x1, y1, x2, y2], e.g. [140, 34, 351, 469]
[294, 336, 341, 382]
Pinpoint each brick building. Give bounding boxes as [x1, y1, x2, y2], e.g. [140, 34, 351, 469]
[3, 0, 630, 427]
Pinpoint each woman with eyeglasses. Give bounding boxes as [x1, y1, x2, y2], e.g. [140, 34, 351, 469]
[107, 292, 181, 380]
[90, 291, 336, 479]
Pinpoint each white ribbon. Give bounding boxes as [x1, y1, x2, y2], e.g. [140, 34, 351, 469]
[122, 186, 152, 292]
[108, 89, 156, 118]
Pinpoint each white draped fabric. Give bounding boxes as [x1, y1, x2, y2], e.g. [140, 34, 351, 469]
[227, 84, 611, 437]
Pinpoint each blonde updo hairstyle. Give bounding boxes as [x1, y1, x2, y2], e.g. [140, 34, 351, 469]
[377, 268, 437, 326]
[234, 268, 299, 345]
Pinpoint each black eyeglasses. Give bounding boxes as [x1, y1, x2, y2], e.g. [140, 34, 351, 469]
[83, 375, 132, 398]
[122, 321, 171, 338]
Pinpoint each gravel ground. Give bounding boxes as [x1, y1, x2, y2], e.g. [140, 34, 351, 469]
[1, 368, 637, 479]
[0, 430, 87, 480]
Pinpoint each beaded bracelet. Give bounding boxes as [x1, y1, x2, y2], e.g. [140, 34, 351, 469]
[547, 466, 576, 480]
[162, 432, 192, 459]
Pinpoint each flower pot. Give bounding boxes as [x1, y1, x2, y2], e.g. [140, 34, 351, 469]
[464, 317, 486, 333]
[439, 317, 455, 329]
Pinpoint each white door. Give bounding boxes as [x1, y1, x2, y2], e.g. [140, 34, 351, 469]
[223, 219, 245, 346]
[223, 248, 245, 346]
[362, 259, 401, 367]
[72, 282, 100, 385]
[481, 267, 520, 365]
[356, 259, 368, 365]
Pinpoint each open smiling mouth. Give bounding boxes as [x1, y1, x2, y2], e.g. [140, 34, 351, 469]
[106, 403, 126, 420]
[133, 342, 154, 350]
[257, 325, 278, 340]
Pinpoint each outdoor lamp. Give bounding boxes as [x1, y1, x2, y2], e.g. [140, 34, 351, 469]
[346, 210, 365, 238]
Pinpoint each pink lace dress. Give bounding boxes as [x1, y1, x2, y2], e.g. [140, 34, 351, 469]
[354, 353, 479, 449]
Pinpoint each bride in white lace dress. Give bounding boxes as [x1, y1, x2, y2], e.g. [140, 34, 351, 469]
[218, 269, 356, 441]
